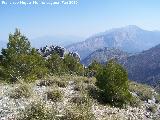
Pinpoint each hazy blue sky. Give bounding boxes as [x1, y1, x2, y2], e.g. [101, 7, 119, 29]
[1, 0, 160, 41]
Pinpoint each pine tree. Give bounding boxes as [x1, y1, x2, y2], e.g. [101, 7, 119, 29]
[96, 59, 132, 107]
[63, 54, 84, 75]
[47, 53, 64, 75]
[1, 29, 47, 82]
[88, 60, 103, 77]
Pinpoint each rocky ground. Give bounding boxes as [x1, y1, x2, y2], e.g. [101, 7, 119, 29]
[0, 76, 160, 120]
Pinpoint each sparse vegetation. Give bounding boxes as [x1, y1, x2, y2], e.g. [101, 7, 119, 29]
[129, 81, 154, 101]
[37, 79, 55, 87]
[63, 104, 95, 120]
[70, 95, 89, 105]
[129, 96, 142, 107]
[46, 89, 63, 102]
[74, 84, 82, 91]
[38, 78, 68, 88]
[17, 102, 57, 120]
[10, 84, 31, 99]
[0, 75, 160, 119]
[147, 105, 157, 113]
[55, 79, 68, 88]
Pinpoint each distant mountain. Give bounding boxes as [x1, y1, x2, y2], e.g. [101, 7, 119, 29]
[0, 36, 84, 51]
[67, 25, 160, 60]
[30, 35, 84, 48]
[120, 44, 160, 86]
[81, 47, 128, 66]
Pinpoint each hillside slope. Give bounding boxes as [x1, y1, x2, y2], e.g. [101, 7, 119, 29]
[0, 76, 160, 120]
[81, 47, 128, 66]
[120, 44, 160, 86]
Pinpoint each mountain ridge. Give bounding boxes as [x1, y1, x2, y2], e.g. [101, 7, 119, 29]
[120, 43, 160, 86]
[67, 25, 160, 60]
[81, 47, 128, 66]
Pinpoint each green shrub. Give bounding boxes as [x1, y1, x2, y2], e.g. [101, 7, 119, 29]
[10, 84, 31, 99]
[46, 89, 63, 102]
[129, 96, 142, 107]
[55, 80, 68, 88]
[73, 80, 85, 92]
[86, 84, 99, 98]
[63, 54, 84, 75]
[96, 60, 132, 107]
[87, 60, 103, 77]
[155, 94, 160, 103]
[87, 84, 106, 103]
[47, 53, 65, 75]
[70, 96, 88, 105]
[0, 66, 4, 80]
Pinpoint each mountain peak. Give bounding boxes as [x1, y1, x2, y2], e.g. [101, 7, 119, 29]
[125, 25, 140, 29]
[107, 25, 142, 33]
[123, 25, 142, 31]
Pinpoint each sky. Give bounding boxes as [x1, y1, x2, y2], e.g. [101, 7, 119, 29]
[1, 0, 160, 41]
